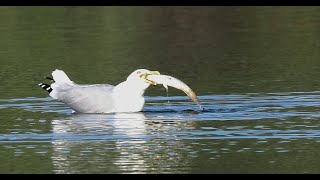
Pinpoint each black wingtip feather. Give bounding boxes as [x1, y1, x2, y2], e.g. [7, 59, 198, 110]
[45, 76, 55, 82]
[38, 83, 53, 93]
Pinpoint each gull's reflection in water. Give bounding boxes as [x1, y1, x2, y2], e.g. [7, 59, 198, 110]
[50, 112, 192, 173]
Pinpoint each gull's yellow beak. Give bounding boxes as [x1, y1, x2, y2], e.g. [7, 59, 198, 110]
[140, 71, 160, 85]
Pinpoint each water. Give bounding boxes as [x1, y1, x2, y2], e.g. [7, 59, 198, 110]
[1, 6, 320, 173]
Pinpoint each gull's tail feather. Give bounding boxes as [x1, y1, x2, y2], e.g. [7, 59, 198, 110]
[52, 69, 73, 85]
[38, 69, 75, 99]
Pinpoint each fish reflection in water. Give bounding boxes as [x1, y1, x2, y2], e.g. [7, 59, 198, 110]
[50, 112, 192, 173]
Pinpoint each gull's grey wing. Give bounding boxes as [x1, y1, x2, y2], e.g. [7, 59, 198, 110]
[55, 84, 115, 113]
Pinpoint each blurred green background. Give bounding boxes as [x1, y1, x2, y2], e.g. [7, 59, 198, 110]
[1, 6, 320, 99]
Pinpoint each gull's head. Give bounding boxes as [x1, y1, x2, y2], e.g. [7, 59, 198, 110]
[126, 69, 160, 88]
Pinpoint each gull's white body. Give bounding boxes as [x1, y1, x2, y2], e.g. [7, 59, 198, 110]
[47, 69, 150, 113]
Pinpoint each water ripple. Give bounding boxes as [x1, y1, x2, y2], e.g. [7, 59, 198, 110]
[1, 91, 320, 143]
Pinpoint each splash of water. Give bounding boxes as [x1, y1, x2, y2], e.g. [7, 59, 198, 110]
[163, 84, 170, 104]
[199, 104, 204, 111]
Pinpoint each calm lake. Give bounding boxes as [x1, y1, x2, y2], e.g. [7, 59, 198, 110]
[1, 6, 320, 174]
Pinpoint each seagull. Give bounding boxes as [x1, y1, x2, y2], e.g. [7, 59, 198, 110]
[38, 69, 200, 113]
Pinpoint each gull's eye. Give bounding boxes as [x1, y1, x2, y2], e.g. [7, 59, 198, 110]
[136, 71, 141, 74]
